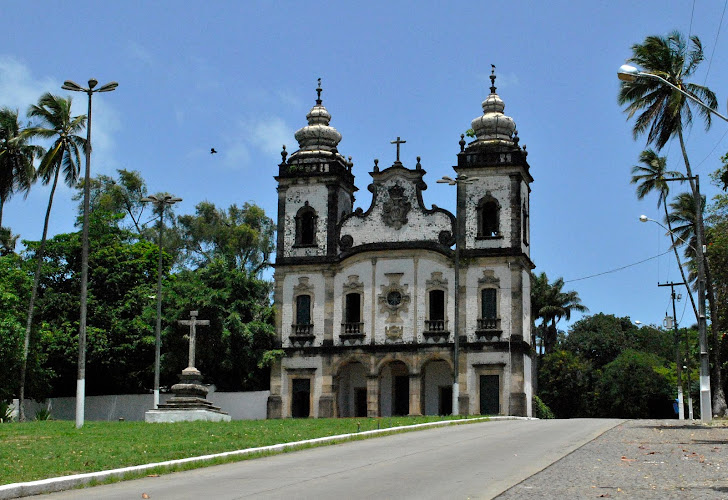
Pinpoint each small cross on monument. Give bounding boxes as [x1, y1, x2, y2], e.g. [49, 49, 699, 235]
[390, 136, 406, 163]
[178, 310, 210, 371]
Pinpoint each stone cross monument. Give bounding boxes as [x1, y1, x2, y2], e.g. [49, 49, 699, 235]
[178, 310, 210, 373]
[145, 310, 230, 422]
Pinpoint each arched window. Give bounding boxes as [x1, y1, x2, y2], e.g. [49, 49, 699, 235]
[478, 288, 499, 331]
[343, 292, 362, 334]
[296, 295, 311, 325]
[295, 203, 317, 246]
[425, 289, 446, 333]
[477, 195, 500, 238]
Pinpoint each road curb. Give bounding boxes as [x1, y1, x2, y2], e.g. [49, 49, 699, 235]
[0, 416, 536, 499]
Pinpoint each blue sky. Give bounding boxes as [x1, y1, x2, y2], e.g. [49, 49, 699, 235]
[2, 1, 727, 330]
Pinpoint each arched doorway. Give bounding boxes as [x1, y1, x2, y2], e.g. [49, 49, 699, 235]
[380, 360, 409, 416]
[422, 359, 452, 415]
[337, 362, 368, 417]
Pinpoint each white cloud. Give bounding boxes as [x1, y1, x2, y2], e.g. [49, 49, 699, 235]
[0, 56, 121, 175]
[0, 56, 56, 111]
[218, 116, 293, 169]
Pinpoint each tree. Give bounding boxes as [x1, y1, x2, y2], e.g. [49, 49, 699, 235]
[531, 272, 588, 354]
[74, 169, 151, 234]
[0, 107, 40, 228]
[597, 349, 675, 418]
[631, 149, 697, 319]
[178, 201, 275, 273]
[538, 350, 596, 418]
[619, 30, 726, 416]
[17, 93, 86, 420]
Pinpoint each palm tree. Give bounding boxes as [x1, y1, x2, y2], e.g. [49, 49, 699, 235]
[0, 107, 40, 228]
[17, 93, 87, 421]
[619, 30, 727, 416]
[531, 272, 588, 354]
[631, 149, 697, 319]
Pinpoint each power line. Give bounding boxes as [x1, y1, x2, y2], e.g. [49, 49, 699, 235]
[703, 0, 727, 84]
[565, 249, 672, 283]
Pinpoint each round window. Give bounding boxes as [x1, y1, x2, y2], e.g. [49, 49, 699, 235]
[387, 290, 402, 306]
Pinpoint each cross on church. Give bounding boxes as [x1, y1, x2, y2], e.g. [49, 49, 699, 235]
[178, 310, 210, 370]
[390, 136, 406, 162]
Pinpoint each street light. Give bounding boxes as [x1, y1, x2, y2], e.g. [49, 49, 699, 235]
[62, 78, 118, 429]
[141, 194, 183, 409]
[437, 173, 477, 415]
[618, 65, 728, 123]
[640, 214, 708, 421]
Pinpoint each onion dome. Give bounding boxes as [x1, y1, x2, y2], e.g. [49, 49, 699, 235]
[293, 79, 342, 153]
[469, 67, 517, 147]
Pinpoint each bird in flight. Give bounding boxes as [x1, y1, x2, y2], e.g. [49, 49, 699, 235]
[210, 148, 218, 154]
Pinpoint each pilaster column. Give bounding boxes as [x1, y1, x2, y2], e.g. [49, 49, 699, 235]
[366, 375, 379, 417]
[408, 373, 422, 416]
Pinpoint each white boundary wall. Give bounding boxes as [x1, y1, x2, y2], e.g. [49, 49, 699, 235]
[10, 390, 269, 422]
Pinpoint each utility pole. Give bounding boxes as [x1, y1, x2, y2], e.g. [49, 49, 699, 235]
[659, 282, 688, 420]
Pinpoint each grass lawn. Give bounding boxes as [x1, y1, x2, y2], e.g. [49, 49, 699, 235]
[1, 416, 474, 485]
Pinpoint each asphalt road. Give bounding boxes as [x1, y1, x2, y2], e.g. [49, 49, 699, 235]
[37, 419, 622, 500]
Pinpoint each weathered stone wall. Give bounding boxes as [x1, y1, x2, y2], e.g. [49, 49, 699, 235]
[283, 183, 329, 258]
[340, 177, 452, 247]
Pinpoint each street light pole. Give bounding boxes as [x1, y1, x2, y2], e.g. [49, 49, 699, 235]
[61, 78, 118, 429]
[640, 211, 711, 422]
[141, 194, 182, 409]
[437, 174, 476, 416]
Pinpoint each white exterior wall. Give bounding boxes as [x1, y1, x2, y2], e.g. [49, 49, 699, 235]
[521, 268, 531, 344]
[282, 272, 326, 346]
[333, 260, 373, 345]
[463, 263, 512, 341]
[415, 258, 455, 343]
[524, 353, 533, 416]
[463, 176, 511, 249]
[340, 178, 451, 246]
[374, 258, 415, 343]
[521, 179, 530, 255]
[283, 184, 329, 258]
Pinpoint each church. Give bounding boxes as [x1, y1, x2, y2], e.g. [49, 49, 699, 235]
[267, 71, 534, 418]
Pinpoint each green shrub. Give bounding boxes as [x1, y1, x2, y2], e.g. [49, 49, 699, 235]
[34, 408, 52, 421]
[533, 395, 555, 419]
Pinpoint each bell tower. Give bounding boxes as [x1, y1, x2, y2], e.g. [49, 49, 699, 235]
[275, 79, 357, 265]
[454, 68, 533, 259]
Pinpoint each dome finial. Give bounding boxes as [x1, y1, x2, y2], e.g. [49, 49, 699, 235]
[316, 78, 322, 105]
[490, 64, 497, 94]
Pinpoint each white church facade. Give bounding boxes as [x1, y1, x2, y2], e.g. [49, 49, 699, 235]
[267, 72, 534, 418]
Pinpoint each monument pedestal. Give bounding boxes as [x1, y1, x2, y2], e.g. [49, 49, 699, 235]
[145, 366, 231, 422]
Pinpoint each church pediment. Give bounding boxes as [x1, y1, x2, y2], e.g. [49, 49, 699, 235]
[339, 161, 455, 252]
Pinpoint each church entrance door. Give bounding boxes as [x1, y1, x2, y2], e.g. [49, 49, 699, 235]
[354, 388, 367, 417]
[394, 376, 409, 416]
[480, 375, 500, 415]
[291, 378, 311, 418]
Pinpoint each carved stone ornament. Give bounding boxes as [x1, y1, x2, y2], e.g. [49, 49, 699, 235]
[426, 271, 448, 289]
[378, 273, 410, 323]
[293, 276, 314, 294]
[478, 269, 500, 287]
[385, 325, 403, 341]
[342, 275, 364, 293]
[381, 184, 411, 230]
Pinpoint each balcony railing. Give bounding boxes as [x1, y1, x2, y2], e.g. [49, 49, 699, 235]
[476, 317, 500, 331]
[340, 322, 365, 346]
[424, 319, 447, 332]
[291, 323, 314, 336]
[342, 322, 363, 334]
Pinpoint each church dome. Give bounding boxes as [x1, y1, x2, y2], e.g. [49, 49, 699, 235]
[470, 68, 517, 146]
[293, 79, 342, 152]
